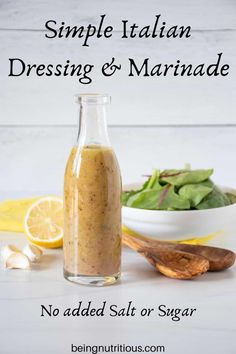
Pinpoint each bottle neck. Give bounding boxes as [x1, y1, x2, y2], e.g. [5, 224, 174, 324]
[77, 102, 111, 147]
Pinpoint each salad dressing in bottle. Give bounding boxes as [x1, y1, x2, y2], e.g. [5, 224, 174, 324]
[63, 94, 122, 286]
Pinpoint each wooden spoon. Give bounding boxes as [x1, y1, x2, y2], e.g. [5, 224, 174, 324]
[122, 233, 236, 272]
[123, 233, 209, 279]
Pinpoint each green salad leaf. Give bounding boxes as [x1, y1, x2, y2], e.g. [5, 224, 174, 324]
[226, 192, 236, 204]
[126, 185, 190, 210]
[196, 186, 231, 209]
[126, 188, 160, 209]
[156, 185, 190, 210]
[178, 183, 213, 207]
[122, 191, 135, 205]
[160, 169, 213, 186]
[122, 168, 235, 211]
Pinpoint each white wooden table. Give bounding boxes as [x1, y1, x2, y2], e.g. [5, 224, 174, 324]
[0, 226, 235, 354]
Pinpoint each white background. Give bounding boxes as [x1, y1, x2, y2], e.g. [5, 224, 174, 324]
[0, 1, 236, 354]
[0, 0, 236, 195]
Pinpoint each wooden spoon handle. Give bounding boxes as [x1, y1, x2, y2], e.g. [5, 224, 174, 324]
[122, 233, 143, 251]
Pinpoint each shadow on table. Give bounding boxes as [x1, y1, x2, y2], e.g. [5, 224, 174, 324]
[32, 253, 60, 270]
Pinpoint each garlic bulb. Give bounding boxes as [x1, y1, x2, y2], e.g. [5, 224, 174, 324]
[23, 244, 42, 262]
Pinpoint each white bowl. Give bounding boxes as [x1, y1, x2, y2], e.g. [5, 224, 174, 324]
[122, 183, 236, 241]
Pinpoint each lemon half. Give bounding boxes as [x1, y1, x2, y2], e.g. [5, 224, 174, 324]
[24, 197, 63, 248]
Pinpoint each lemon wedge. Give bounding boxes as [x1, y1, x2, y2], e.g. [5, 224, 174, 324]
[24, 197, 63, 248]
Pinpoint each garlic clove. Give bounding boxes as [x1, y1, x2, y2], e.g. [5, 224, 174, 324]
[5, 253, 30, 269]
[1, 244, 21, 264]
[23, 244, 42, 262]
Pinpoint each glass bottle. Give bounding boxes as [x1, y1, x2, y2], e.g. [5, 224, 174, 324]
[63, 94, 122, 286]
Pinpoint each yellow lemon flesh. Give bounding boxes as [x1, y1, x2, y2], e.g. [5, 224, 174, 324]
[24, 197, 63, 248]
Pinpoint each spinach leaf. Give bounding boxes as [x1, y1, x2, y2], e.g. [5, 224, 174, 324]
[122, 191, 135, 205]
[122, 168, 235, 210]
[126, 185, 190, 210]
[157, 185, 190, 210]
[201, 179, 214, 188]
[122, 170, 162, 207]
[146, 170, 158, 189]
[143, 170, 162, 190]
[196, 186, 231, 209]
[149, 170, 162, 190]
[126, 188, 160, 209]
[178, 184, 213, 207]
[122, 172, 157, 206]
[226, 192, 236, 204]
[160, 169, 213, 186]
